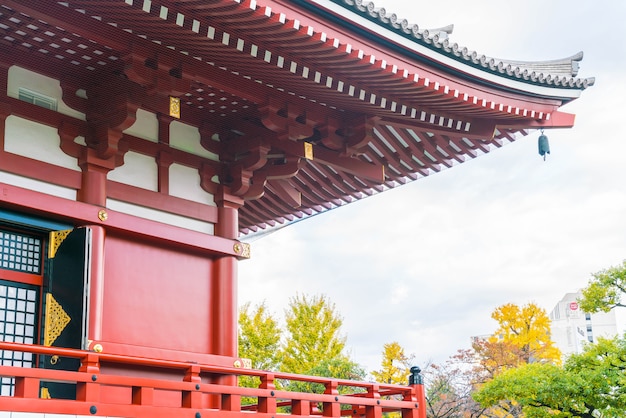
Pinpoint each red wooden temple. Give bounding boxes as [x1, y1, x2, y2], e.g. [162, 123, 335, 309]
[0, 0, 592, 417]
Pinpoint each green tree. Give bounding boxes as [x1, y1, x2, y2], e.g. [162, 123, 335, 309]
[280, 294, 347, 375]
[371, 341, 412, 385]
[238, 301, 281, 402]
[474, 336, 626, 418]
[579, 260, 626, 313]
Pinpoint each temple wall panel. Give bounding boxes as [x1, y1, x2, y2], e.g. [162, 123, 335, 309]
[7, 65, 85, 120]
[170, 120, 218, 161]
[4, 115, 80, 171]
[106, 198, 215, 234]
[107, 150, 158, 191]
[169, 162, 216, 206]
[0, 171, 77, 200]
[101, 233, 213, 356]
[123, 108, 159, 142]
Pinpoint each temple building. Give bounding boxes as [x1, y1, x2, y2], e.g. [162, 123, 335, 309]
[0, 0, 592, 417]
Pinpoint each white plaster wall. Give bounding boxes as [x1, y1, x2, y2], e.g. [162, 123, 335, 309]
[169, 163, 215, 206]
[7, 66, 85, 120]
[122, 108, 158, 142]
[170, 121, 218, 161]
[4, 116, 79, 171]
[107, 151, 158, 191]
[0, 171, 77, 200]
[106, 199, 214, 234]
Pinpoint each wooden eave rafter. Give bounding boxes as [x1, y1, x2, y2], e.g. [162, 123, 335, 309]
[0, 0, 583, 234]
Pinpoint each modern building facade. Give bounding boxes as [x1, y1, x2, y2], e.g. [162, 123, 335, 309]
[549, 291, 618, 358]
[0, 0, 592, 416]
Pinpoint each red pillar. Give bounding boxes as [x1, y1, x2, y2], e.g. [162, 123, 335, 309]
[87, 225, 106, 344]
[211, 189, 243, 358]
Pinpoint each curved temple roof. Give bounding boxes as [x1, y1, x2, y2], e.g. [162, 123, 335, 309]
[313, 0, 595, 91]
[0, 0, 593, 235]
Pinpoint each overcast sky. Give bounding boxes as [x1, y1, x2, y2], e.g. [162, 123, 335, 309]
[239, 0, 626, 375]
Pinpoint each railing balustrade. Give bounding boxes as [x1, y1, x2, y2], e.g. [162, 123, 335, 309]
[0, 341, 426, 418]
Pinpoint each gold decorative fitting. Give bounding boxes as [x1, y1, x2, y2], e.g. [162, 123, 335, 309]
[240, 242, 251, 259]
[44, 293, 71, 347]
[48, 229, 72, 259]
[233, 360, 242, 368]
[93, 343, 103, 353]
[169, 96, 181, 119]
[98, 209, 108, 221]
[50, 355, 59, 365]
[233, 242, 251, 259]
[304, 142, 314, 160]
[40, 387, 51, 399]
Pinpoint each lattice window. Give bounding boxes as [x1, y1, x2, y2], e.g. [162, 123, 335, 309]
[0, 231, 42, 274]
[0, 281, 38, 396]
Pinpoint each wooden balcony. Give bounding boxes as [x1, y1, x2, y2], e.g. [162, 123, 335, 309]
[0, 341, 426, 417]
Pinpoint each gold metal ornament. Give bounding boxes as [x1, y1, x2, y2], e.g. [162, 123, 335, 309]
[93, 343, 103, 353]
[48, 229, 72, 259]
[304, 142, 314, 160]
[98, 209, 108, 221]
[44, 293, 71, 347]
[169, 96, 181, 119]
[233, 360, 241, 368]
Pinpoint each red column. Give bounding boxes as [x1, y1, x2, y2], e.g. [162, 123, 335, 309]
[87, 225, 106, 344]
[211, 189, 243, 358]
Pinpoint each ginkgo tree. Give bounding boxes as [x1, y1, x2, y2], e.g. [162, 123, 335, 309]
[280, 294, 347, 375]
[371, 341, 412, 385]
[488, 302, 561, 366]
[238, 301, 282, 400]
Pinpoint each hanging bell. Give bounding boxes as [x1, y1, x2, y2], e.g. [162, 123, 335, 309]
[538, 131, 550, 161]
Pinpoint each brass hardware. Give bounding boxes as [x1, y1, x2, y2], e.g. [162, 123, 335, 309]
[40, 387, 51, 399]
[169, 96, 181, 119]
[98, 209, 108, 221]
[93, 343, 103, 353]
[48, 229, 72, 259]
[44, 293, 71, 347]
[240, 242, 251, 259]
[50, 355, 59, 365]
[304, 142, 313, 160]
[233, 360, 241, 368]
[233, 242, 251, 259]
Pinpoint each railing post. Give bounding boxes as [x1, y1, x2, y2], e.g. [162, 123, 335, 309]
[258, 373, 277, 414]
[405, 366, 426, 418]
[182, 364, 202, 409]
[76, 353, 101, 402]
[364, 383, 382, 418]
[323, 380, 340, 417]
[292, 399, 311, 416]
[14, 377, 40, 399]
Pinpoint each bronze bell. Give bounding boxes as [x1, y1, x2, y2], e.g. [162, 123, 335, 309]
[538, 132, 550, 161]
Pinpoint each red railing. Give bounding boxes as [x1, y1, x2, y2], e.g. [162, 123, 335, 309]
[0, 342, 427, 418]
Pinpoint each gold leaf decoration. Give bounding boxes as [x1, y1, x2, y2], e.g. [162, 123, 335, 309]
[44, 293, 71, 347]
[48, 229, 72, 259]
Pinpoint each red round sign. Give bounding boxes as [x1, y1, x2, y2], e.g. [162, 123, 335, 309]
[569, 302, 579, 310]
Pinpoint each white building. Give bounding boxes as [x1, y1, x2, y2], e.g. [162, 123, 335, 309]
[549, 291, 618, 358]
